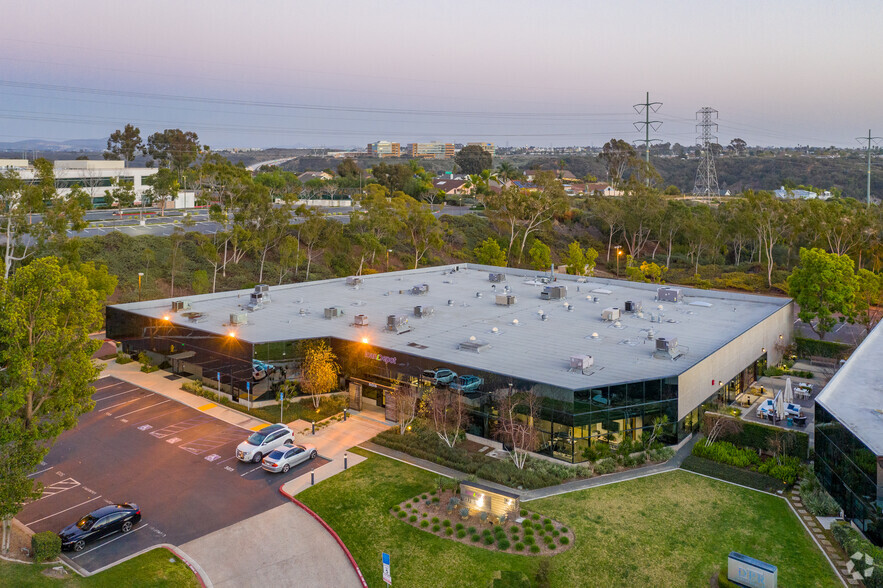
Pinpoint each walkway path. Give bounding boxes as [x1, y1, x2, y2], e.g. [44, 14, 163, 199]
[359, 435, 700, 502]
[789, 482, 856, 586]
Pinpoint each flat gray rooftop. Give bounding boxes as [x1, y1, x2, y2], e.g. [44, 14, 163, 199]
[113, 264, 789, 391]
[817, 322, 883, 455]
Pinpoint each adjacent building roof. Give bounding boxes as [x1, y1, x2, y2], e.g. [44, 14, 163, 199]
[112, 264, 790, 392]
[816, 323, 883, 455]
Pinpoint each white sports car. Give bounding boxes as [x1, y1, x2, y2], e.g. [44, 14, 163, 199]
[261, 442, 318, 473]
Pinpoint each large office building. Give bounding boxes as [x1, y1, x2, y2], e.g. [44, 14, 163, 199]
[406, 142, 455, 159]
[366, 141, 401, 158]
[1, 159, 158, 206]
[815, 324, 883, 544]
[107, 264, 792, 463]
[466, 142, 495, 155]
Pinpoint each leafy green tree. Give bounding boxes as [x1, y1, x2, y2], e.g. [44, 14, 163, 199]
[854, 268, 881, 332]
[393, 194, 443, 269]
[337, 158, 361, 179]
[192, 269, 210, 294]
[254, 168, 301, 203]
[144, 168, 180, 217]
[473, 237, 507, 266]
[788, 247, 858, 340]
[299, 340, 340, 409]
[104, 124, 143, 166]
[0, 258, 110, 546]
[147, 129, 200, 173]
[495, 161, 521, 182]
[454, 144, 492, 175]
[598, 139, 637, 187]
[529, 239, 551, 271]
[109, 177, 136, 217]
[370, 162, 411, 193]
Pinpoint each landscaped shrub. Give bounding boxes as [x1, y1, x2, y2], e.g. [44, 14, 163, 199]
[524, 527, 534, 536]
[409, 515, 417, 522]
[31, 531, 61, 563]
[525, 536, 535, 545]
[115, 351, 134, 364]
[560, 527, 568, 533]
[522, 520, 532, 528]
[457, 529, 466, 538]
[795, 336, 851, 359]
[483, 529, 493, 537]
[484, 536, 494, 545]
[455, 522, 464, 531]
[756, 455, 801, 484]
[420, 520, 429, 528]
[594, 458, 616, 475]
[703, 413, 809, 459]
[445, 527, 453, 536]
[432, 497, 439, 503]
[542, 518, 551, 525]
[422, 494, 428, 499]
[422, 513, 427, 518]
[830, 522, 883, 587]
[397, 511, 406, 518]
[393, 505, 400, 512]
[468, 526, 476, 534]
[530, 544, 541, 553]
[497, 538, 511, 550]
[531, 513, 540, 520]
[547, 543, 556, 550]
[471, 534, 480, 542]
[432, 517, 439, 523]
[560, 536, 570, 545]
[801, 470, 841, 516]
[443, 519, 451, 527]
[692, 439, 760, 468]
[544, 523, 554, 532]
[511, 533, 519, 542]
[681, 456, 788, 493]
[515, 542, 525, 551]
[432, 524, 440, 532]
[520, 508, 527, 516]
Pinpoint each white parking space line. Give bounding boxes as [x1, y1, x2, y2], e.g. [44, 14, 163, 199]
[93, 388, 140, 403]
[178, 428, 244, 455]
[215, 456, 238, 465]
[70, 524, 146, 559]
[114, 399, 171, 419]
[92, 381, 123, 392]
[149, 415, 214, 439]
[39, 478, 80, 500]
[101, 395, 154, 413]
[129, 405, 190, 427]
[25, 495, 103, 526]
[28, 467, 53, 478]
[241, 465, 263, 477]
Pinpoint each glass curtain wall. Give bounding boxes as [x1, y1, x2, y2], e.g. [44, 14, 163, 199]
[815, 404, 881, 543]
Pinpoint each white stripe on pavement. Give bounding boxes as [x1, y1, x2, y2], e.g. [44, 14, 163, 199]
[114, 399, 171, 419]
[26, 496, 103, 526]
[93, 388, 140, 403]
[27, 467, 53, 478]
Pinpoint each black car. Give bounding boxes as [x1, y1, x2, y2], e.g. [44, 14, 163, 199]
[58, 503, 142, 552]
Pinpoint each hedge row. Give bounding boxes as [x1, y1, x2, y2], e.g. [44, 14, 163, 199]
[830, 522, 883, 587]
[680, 455, 789, 493]
[795, 336, 852, 359]
[706, 413, 809, 459]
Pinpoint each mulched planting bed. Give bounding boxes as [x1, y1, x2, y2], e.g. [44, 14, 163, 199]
[391, 489, 574, 556]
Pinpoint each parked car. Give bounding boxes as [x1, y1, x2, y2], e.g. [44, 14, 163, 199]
[449, 375, 484, 393]
[236, 423, 293, 463]
[262, 441, 318, 473]
[422, 368, 458, 386]
[253, 360, 274, 381]
[58, 503, 141, 552]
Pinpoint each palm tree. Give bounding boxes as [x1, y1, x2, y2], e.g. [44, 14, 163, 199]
[495, 161, 520, 183]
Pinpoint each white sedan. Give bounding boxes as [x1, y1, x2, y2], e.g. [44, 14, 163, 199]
[235, 423, 293, 463]
[261, 442, 318, 473]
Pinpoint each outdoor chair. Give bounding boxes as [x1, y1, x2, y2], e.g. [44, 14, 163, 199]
[794, 416, 807, 427]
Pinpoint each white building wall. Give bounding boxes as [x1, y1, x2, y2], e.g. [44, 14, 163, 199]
[676, 302, 793, 420]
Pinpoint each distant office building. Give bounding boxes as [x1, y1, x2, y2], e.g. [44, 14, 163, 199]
[406, 142, 454, 159]
[11, 159, 158, 207]
[467, 142, 495, 155]
[367, 141, 401, 158]
[0, 159, 30, 170]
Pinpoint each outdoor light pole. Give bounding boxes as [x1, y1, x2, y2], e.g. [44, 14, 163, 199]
[137, 272, 144, 301]
[615, 246, 622, 276]
[386, 249, 392, 272]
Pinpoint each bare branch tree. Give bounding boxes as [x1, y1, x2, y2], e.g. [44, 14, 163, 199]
[495, 389, 541, 470]
[429, 387, 468, 448]
[389, 382, 421, 435]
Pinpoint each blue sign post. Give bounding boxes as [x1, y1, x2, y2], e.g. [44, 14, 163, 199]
[246, 381, 252, 409]
[280, 391, 284, 423]
[382, 552, 391, 585]
[216, 372, 221, 402]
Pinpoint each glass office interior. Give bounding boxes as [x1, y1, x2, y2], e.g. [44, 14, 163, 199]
[815, 404, 882, 544]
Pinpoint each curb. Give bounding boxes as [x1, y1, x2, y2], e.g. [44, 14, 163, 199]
[278, 486, 368, 588]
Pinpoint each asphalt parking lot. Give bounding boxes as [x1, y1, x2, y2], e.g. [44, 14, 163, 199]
[18, 376, 328, 573]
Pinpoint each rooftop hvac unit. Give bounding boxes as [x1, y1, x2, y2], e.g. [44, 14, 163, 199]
[570, 354, 594, 370]
[230, 312, 248, 325]
[414, 305, 434, 318]
[657, 287, 682, 303]
[540, 285, 567, 300]
[387, 314, 410, 333]
[324, 307, 344, 319]
[624, 300, 642, 313]
[488, 272, 506, 283]
[247, 291, 267, 311]
[354, 314, 369, 326]
[411, 283, 430, 295]
[458, 339, 491, 352]
[602, 307, 621, 321]
[346, 276, 363, 286]
[254, 284, 270, 295]
[171, 300, 191, 312]
[495, 294, 517, 306]
[655, 337, 678, 352]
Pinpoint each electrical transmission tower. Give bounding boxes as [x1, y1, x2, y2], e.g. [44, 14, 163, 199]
[856, 129, 882, 207]
[633, 92, 662, 165]
[692, 107, 720, 196]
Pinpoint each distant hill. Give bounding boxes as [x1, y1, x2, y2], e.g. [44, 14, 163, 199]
[0, 138, 106, 153]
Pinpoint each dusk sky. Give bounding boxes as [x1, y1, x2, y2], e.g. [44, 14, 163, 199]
[1, 1, 881, 149]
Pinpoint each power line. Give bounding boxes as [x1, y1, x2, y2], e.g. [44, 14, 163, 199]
[693, 107, 720, 196]
[633, 91, 662, 165]
[856, 129, 883, 207]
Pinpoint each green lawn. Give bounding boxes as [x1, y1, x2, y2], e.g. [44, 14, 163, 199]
[298, 448, 840, 588]
[0, 548, 200, 587]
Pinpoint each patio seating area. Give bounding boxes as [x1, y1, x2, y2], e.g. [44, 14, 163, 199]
[733, 362, 832, 434]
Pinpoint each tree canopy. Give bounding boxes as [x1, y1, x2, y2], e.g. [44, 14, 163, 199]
[788, 248, 857, 339]
[454, 145, 492, 175]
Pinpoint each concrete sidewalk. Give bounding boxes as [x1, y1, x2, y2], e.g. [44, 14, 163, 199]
[181, 503, 363, 588]
[101, 360, 270, 432]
